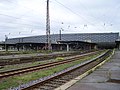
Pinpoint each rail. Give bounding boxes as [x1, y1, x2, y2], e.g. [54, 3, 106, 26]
[0, 51, 100, 78]
[11, 49, 112, 90]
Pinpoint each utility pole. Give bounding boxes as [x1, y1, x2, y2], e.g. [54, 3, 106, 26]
[59, 29, 61, 40]
[46, 0, 51, 50]
[5, 35, 8, 51]
[59, 28, 64, 40]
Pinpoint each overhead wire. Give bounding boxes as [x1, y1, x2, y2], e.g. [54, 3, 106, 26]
[1, 0, 119, 35]
[54, 0, 105, 31]
[0, 0, 46, 40]
[54, 0, 120, 32]
[0, 0, 46, 26]
[0, 12, 44, 25]
[54, 0, 95, 25]
[0, 14, 45, 27]
[103, 4, 120, 25]
[0, 0, 67, 33]
[0, 0, 70, 30]
[5, 0, 46, 18]
[77, 1, 106, 26]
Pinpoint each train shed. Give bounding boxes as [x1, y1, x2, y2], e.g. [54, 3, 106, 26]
[0, 32, 119, 51]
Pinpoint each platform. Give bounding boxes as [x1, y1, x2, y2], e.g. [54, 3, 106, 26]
[67, 50, 120, 90]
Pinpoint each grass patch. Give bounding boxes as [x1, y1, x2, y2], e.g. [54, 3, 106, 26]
[55, 57, 64, 61]
[0, 59, 57, 72]
[0, 50, 52, 56]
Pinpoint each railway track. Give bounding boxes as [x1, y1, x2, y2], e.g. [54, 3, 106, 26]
[0, 50, 95, 66]
[11, 50, 112, 90]
[0, 51, 100, 79]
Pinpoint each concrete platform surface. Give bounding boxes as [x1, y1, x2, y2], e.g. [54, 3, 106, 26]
[67, 50, 120, 90]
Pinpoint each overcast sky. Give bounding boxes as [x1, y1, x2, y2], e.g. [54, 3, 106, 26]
[0, 0, 120, 41]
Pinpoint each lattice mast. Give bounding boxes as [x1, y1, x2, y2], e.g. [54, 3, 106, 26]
[46, 0, 51, 50]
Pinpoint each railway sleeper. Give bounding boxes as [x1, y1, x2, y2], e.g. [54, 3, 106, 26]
[61, 76, 74, 80]
[49, 81, 63, 85]
[39, 86, 53, 90]
[61, 75, 74, 78]
[44, 83, 59, 87]
[60, 78, 70, 81]
[52, 79, 67, 83]
[38, 86, 56, 90]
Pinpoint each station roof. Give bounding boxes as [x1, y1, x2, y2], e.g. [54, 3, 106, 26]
[5, 32, 119, 44]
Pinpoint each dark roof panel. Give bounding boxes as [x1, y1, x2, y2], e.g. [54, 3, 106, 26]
[5, 33, 119, 44]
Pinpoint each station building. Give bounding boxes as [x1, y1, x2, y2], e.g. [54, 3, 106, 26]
[0, 32, 119, 51]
